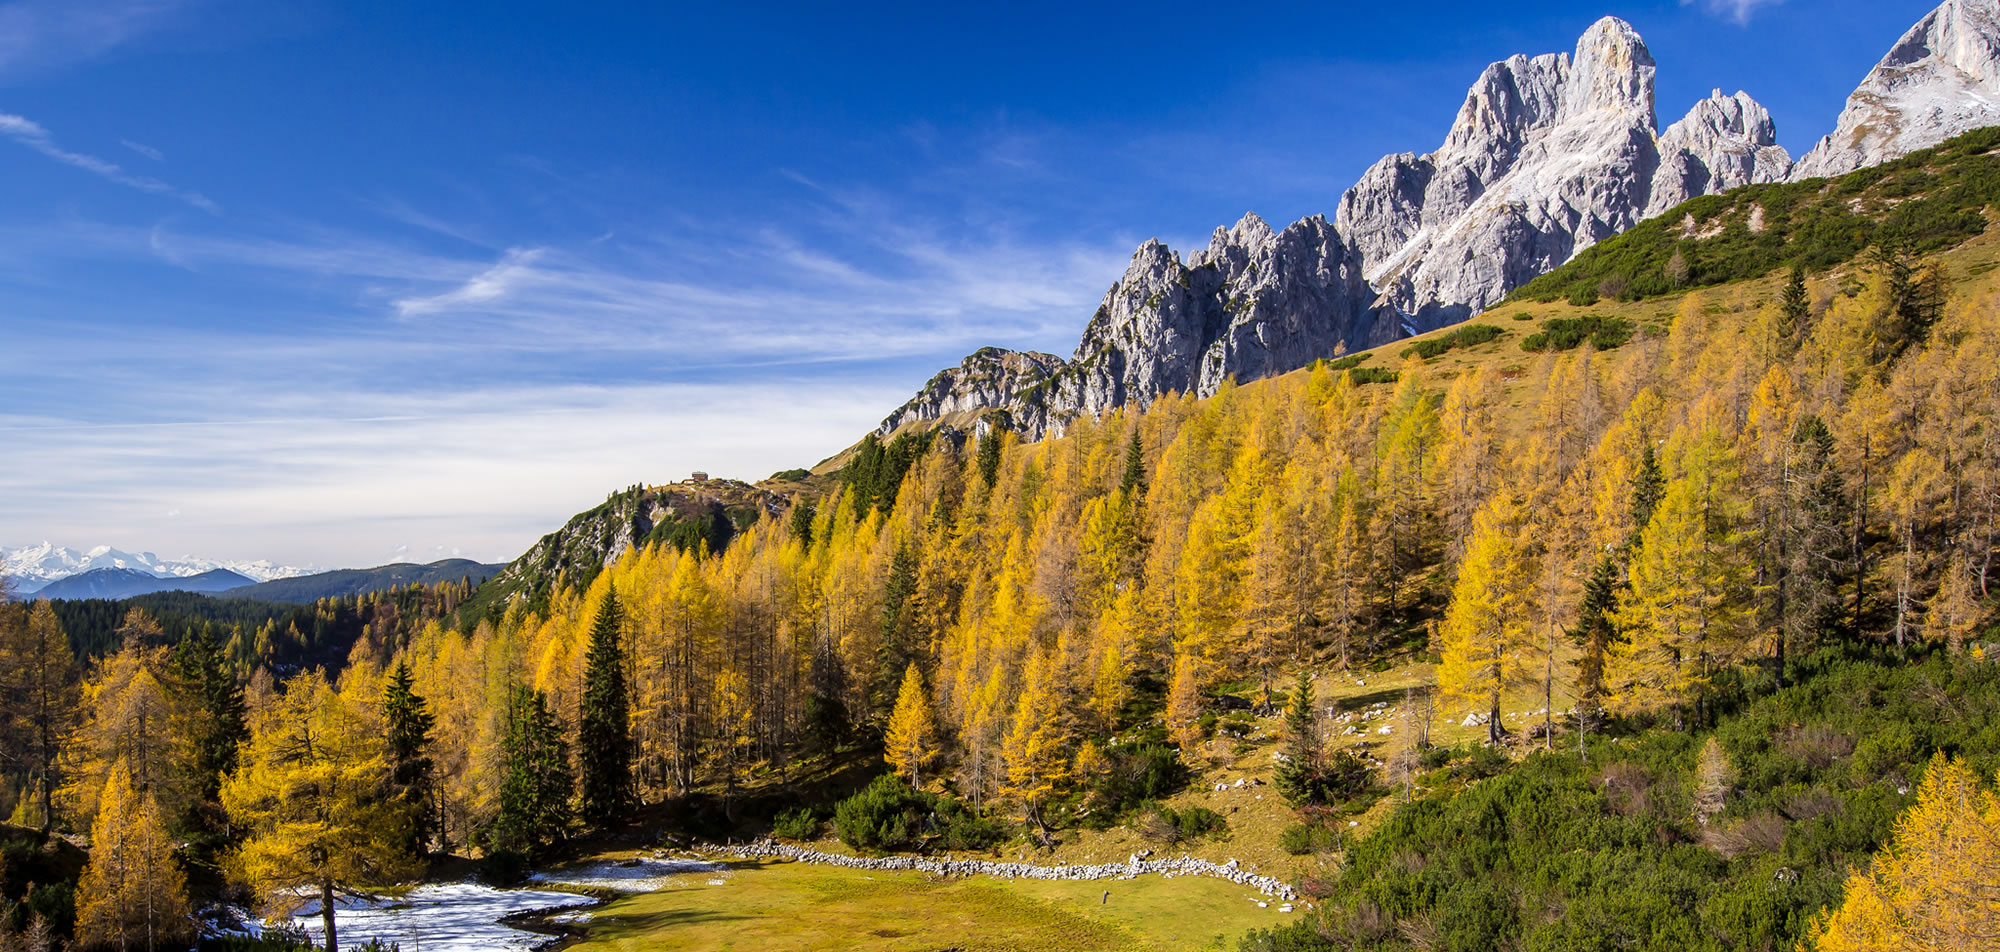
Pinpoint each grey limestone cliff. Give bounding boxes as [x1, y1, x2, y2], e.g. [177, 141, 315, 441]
[885, 3, 2000, 444]
[1793, 0, 2000, 179]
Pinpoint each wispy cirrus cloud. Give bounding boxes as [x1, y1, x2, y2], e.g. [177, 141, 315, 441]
[1683, 0, 1783, 26]
[0, 0, 196, 76]
[119, 138, 162, 160]
[0, 112, 216, 211]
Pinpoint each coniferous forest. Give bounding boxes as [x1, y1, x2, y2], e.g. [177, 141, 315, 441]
[5, 215, 1999, 950]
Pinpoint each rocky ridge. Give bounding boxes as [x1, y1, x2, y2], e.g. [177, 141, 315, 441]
[875, 347, 1064, 436]
[1793, 0, 2000, 179]
[886, 15, 1796, 440]
[885, 2, 2000, 443]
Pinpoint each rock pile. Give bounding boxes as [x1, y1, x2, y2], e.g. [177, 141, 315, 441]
[709, 839, 1298, 901]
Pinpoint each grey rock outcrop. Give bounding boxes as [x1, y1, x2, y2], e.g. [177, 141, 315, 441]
[1793, 0, 2000, 179]
[887, 7, 2000, 444]
[986, 213, 1371, 439]
[1650, 90, 1794, 216]
[876, 347, 1063, 435]
[1352, 17, 1789, 331]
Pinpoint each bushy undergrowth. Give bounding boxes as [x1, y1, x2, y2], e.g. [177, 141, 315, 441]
[1140, 803, 1228, 845]
[1276, 749, 1379, 809]
[1402, 323, 1504, 360]
[1243, 646, 2000, 952]
[1084, 742, 1187, 823]
[1508, 127, 2000, 306]
[1520, 315, 1634, 352]
[772, 805, 819, 841]
[833, 774, 1004, 853]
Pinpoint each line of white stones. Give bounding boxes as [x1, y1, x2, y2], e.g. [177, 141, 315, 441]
[703, 838, 1299, 901]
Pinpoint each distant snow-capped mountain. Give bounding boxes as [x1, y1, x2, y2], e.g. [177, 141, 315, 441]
[1, 542, 315, 594]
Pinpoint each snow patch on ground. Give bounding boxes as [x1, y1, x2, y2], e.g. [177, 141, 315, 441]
[290, 883, 586, 952]
[529, 856, 724, 893]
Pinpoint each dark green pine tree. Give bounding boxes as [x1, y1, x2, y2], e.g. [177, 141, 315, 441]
[1120, 429, 1147, 496]
[1568, 556, 1619, 751]
[495, 685, 573, 857]
[383, 660, 437, 856]
[977, 426, 1003, 487]
[789, 501, 817, 549]
[1630, 444, 1667, 543]
[875, 542, 920, 718]
[1273, 671, 1325, 806]
[1780, 264, 1812, 347]
[169, 623, 247, 863]
[577, 587, 634, 829]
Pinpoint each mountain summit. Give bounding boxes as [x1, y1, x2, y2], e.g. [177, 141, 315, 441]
[878, 3, 2000, 445]
[1793, 0, 2000, 179]
[1345, 16, 1790, 334]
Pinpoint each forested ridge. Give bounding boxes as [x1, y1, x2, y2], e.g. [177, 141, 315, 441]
[3, 147, 2000, 952]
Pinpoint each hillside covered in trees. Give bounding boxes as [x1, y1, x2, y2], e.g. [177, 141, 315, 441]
[4, 134, 2000, 952]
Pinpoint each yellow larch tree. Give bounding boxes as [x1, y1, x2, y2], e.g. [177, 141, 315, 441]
[222, 669, 419, 952]
[999, 647, 1071, 840]
[1437, 492, 1537, 745]
[882, 663, 938, 788]
[62, 634, 196, 829]
[1609, 425, 1755, 727]
[1810, 755, 2000, 952]
[73, 761, 194, 952]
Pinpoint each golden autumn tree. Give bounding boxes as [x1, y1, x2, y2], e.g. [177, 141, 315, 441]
[73, 761, 194, 952]
[1609, 427, 1755, 728]
[62, 634, 196, 830]
[1810, 755, 2000, 952]
[222, 670, 419, 952]
[1000, 648, 1071, 839]
[882, 663, 939, 788]
[0, 600, 79, 832]
[1438, 493, 1537, 745]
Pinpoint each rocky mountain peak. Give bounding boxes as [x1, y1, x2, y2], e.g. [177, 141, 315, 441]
[1793, 0, 2000, 179]
[1665, 90, 1779, 148]
[1561, 16, 1656, 125]
[876, 4, 2000, 448]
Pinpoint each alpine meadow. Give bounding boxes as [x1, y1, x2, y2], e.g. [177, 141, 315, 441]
[4, 2, 2000, 952]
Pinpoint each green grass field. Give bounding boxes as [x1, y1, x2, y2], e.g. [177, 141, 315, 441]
[562, 857, 1295, 952]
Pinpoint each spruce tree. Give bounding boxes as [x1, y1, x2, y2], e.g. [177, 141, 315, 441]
[577, 587, 634, 828]
[876, 543, 919, 716]
[1569, 556, 1618, 752]
[1274, 670, 1326, 806]
[1780, 264, 1811, 345]
[169, 623, 247, 868]
[977, 426, 1003, 487]
[383, 660, 436, 856]
[1631, 444, 1666, 540]
[1120, 429, 1147, 496]
[495, 685, 573, 857]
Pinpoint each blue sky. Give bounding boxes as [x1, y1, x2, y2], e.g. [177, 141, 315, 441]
[0, 0, 1947, 569]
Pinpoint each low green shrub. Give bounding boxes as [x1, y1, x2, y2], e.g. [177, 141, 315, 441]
[1521, 315, 1634, 352]
[1141, 803, 1228, 844]
[772, 806, 819, 841]
[1401, 324, 1505, 361]
[1280, 821, 1343, 855]
[833, 774, 1002, 853]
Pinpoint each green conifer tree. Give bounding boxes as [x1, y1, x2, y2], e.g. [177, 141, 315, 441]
[577, 587, 633, 828]
[494, 685, 573, 857]
[383, 660, 436, 857]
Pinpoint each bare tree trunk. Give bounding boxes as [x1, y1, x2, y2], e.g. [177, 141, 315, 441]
[322, 879, 338, 952]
